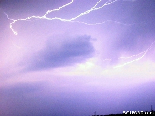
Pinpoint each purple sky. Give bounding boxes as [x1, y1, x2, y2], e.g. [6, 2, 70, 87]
[0, 0, 155, 115]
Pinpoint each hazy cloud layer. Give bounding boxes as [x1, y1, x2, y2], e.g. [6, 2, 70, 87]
[0, 81, 155, 116]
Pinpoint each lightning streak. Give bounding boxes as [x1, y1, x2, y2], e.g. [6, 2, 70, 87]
[4, 0, 154, 69]
[101, 41, 155, 69]
[5, 0, 118, 35]
[119, 51, 146, 60]
[71, 20, 135, 26]
[113, 41, 155, 68]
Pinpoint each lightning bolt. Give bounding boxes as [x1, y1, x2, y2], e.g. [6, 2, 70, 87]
[113, 41, 155, 68]
[4, 0, 118, 35]
[102, 40, 155, 68]
[4, 0, 154, 70]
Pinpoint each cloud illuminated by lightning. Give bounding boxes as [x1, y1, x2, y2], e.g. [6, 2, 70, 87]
[3, 0, 154, 70]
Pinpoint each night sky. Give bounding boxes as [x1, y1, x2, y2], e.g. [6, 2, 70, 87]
[0, 0, 155, 116]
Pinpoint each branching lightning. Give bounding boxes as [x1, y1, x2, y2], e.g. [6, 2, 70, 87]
[4, 0, 118, 35]
[4, 0, 154, 69]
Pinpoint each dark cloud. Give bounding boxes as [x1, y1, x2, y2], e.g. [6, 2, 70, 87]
[129, 0, 155, 23]
[25, 35, 94, 71]
[116, 0, 155, 54]
[0, 0, 70, 19]
[116, 23, 155, 55]
[105, 0, 155, 54]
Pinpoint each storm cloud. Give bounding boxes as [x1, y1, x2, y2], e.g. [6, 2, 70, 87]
[1, 0, 155, 115]
[25, 35, 94, 71]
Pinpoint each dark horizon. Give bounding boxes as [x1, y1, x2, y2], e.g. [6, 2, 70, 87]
[92, 105, 155, 115]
